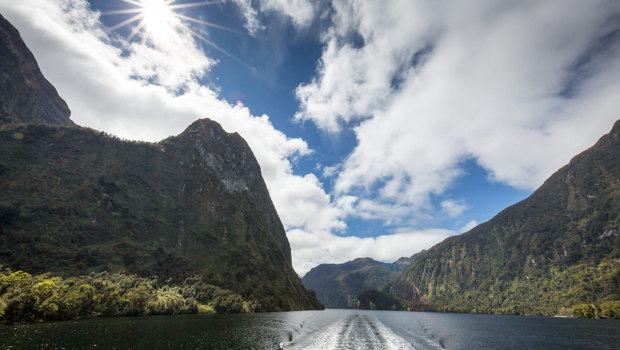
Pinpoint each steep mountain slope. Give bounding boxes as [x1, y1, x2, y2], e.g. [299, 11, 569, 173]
[398, 120, 620, 316]
[302, 257, 412, 308]
[0, 14, 321, 312]
[0, 121, 322, 311]
[0, 14, 72, 125]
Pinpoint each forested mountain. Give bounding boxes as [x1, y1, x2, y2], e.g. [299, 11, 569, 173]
[302, 256, 414, 308]
[0, 13, 322, 316]
[395, 120, 620, 317]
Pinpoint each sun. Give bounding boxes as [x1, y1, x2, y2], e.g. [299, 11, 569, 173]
[105, 0, 239, 42]
[104, 0, 251, 68]
[140, 0, 175, 35]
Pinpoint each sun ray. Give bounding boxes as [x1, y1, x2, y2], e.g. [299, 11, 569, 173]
[174, 13, 246, 35]
[120, 0, 144, 7]
[127, 21, 147, 41]
[180, 22, 255, 71]
[169, 1, 223, 10]
[109, 13, 145, 31]
[107, 0, 253, 70]
[102, 9, 143, 16]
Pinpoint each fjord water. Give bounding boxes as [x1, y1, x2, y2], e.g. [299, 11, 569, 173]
[1, 310, 618, 349]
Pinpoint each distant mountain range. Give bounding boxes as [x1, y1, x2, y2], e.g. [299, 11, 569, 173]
[302, 254, 418, 308]
[0, 13, 321, 313]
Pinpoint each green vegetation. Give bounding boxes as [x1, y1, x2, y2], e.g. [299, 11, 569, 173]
[405, 258, 620, 317]
[356, 290, 405, 311]
[302, 257, 411, 308]
[396, 120, 620, 318]
[0, 13, 322, 320]
[0, 121, 322, 313]
[573, 301, 620, 319]
[0, 267, 267, 323]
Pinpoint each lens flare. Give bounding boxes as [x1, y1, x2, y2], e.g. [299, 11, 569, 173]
[104, 0, 251, 68]
[10, 132, 24, 140]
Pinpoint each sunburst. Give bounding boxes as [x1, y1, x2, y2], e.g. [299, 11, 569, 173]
[103, 0, 249, 67]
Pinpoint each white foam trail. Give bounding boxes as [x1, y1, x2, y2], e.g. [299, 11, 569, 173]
[287, 318, 345, 350]
[286, 311, 417, 350]
[372, 317, 416, 350]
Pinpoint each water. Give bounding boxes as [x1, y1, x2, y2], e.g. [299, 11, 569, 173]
[1, 310, 619, 349]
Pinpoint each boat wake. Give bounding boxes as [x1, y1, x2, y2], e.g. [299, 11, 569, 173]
[283, 312, 415, 350]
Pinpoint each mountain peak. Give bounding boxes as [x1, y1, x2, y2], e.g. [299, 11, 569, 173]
[184, 118, 230, 135]
[612, 118, 620, 136]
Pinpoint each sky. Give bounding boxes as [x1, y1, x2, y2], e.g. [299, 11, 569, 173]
[1, 0, 619, 275]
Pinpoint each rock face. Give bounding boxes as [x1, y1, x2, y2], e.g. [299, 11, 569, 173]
[397, 120, 620, 315]
[0, 14, 72, 125]
[302, 257, 411, 308]
[0, 15, 321, 312]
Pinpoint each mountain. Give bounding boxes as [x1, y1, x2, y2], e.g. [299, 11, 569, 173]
[0, 120, 322, 312]
[395, 120, 620, 317]
[0, 14, 72, 125]
[0, 14, 321, 313]
[392, 252, 422, 272]
[356, 289, 404, 311]
[302, 256, 414, 308]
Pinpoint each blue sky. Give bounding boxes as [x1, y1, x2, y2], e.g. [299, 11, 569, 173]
[1, 0, 619, 273]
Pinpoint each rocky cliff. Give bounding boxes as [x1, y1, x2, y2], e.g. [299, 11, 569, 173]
[0, 14, 72, 125]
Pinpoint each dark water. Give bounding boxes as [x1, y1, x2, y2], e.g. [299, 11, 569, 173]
[1, 309, 619, 349]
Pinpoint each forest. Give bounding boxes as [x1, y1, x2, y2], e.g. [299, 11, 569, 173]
[0, 268, 260, 323]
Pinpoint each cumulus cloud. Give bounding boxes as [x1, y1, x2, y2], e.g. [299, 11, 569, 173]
[295, 0, 620, 225]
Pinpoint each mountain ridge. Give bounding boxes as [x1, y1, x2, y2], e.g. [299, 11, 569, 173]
[393, 119, 620, 316]
[302, 255, 416, 308]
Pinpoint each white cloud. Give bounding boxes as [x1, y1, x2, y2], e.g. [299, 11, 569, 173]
[259, 0, 315, 27]
[440, 199, 467, 218]
[294, 0, 620, 225]
[289, 227, 452, 275]
[321, 164, 340, 178]
[460, 220, 479, 234]
[231, 0, 265, 35]
[231, 0, 315, 33]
